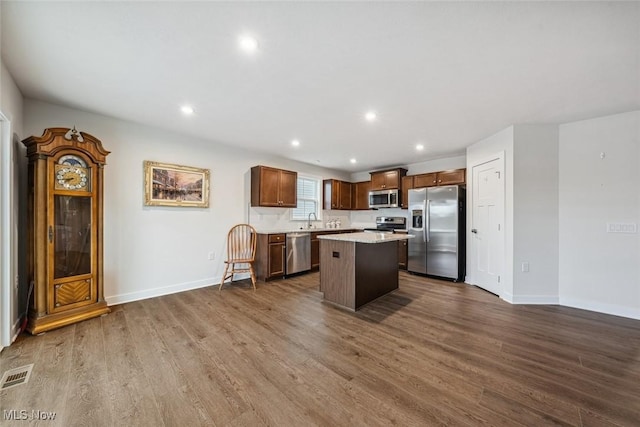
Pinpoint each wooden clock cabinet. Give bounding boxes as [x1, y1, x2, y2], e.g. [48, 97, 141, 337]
[22, 127, 110, 334]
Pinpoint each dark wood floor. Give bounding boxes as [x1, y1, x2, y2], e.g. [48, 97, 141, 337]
[2, 271, 640, 426]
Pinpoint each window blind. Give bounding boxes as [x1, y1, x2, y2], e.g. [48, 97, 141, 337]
[291, 176, 319, 220]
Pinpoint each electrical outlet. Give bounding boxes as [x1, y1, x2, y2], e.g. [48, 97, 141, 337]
[208, 251, 215, 261]
[521, 262, 529, 273]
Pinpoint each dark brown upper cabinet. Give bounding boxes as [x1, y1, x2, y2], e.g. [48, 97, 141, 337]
[323, 179, 352, 210]
[370, 168, 407, 190]
[251, 165, 297, 207]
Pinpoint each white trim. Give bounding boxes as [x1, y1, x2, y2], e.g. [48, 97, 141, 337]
[104, 273, 251, 306]
[0, 112, 13, 348]
[559, 296, 640, 321]
[502, 292, 559, 305]
[11, 317, 21, 342]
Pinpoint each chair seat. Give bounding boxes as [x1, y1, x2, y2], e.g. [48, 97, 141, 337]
[224, 259, 253, 264]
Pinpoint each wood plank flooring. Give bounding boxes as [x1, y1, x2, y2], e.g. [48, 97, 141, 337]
[2, 271, 639, 426]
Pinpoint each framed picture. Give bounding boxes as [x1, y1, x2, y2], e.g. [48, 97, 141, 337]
[143, 161, 210, 208]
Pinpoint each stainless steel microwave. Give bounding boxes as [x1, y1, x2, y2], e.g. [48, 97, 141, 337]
[369, 189, 399, 208]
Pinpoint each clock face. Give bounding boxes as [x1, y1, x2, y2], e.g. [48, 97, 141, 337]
[59, 154, 87, 168]
[55, 164, 90, 191]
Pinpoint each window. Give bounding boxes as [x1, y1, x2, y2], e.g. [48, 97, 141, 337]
[291, 175, 321, 221]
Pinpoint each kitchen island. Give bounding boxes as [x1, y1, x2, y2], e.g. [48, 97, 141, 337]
[318, 232, 413, 311]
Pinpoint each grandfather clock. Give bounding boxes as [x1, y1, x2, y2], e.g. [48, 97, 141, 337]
[22, 127, 110, 334]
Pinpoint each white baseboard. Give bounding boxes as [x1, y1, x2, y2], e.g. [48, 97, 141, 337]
[559, 296, 640, 321]
[11, 317, 21, 342]
[105, 273, 251, 306]
[501, 292, 559, 305]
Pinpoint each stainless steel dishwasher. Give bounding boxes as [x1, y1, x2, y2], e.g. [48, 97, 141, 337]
[286, 232, 311, 275]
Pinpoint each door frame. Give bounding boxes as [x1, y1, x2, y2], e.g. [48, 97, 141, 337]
[467, 151, 505, 296]
[1, 111, 13, 349]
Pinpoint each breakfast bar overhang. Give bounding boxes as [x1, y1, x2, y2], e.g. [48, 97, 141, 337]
[318, 232, 413, 311]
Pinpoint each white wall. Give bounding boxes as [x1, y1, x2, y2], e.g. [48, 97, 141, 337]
[512, 125, 559, 303]
[0, 59, 25, 347]
[466, 126, 514, 297]
[559, 111, 640, 319]
[0, 62, 24, 134]
[24, 99, 351, 305]
[466, 125, 560, 305]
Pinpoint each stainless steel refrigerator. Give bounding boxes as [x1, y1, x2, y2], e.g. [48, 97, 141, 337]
[407, 186, 465, 281]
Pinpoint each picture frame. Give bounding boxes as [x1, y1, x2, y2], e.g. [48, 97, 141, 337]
[143, 160, 210, 208]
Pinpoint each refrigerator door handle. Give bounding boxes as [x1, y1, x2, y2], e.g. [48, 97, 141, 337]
[422, 200, 427, 242]
[426, 200, 431, 242]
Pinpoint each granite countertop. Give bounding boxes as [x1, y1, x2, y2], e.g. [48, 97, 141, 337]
[317, 231, 413, 244]
[254, 227, 362, 234]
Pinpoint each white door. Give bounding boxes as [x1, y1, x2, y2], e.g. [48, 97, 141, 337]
[471, 156, 504, 295]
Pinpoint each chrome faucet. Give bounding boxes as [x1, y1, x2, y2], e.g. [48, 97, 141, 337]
[308, 212, 317, 228]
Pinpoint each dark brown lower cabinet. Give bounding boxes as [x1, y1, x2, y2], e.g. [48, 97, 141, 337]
[255, 233, 286, 281]
[396, 230, 408, 269]
[258, 230, 361, 279]
[398, 240, 408, 269]
[311, 232, 320, 270]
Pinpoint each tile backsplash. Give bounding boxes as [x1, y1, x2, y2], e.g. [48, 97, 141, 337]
[248, 206, 407, 232]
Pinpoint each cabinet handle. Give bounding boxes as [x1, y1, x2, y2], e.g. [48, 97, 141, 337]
[48, 225, 53, 243]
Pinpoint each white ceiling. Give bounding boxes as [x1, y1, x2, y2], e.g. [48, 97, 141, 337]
[2, 1, 639, 173]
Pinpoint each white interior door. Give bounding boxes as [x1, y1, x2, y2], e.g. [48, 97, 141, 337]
[471, 157, 504, 295]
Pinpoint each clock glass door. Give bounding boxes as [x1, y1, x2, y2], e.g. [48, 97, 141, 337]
[54, 195, 92, 278]
[52, 195, 94, 311]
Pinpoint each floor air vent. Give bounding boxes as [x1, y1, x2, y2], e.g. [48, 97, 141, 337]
[1, 364, 34, 390]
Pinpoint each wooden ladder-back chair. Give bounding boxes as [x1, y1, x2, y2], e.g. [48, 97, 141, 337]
[219, 224, 257, 291]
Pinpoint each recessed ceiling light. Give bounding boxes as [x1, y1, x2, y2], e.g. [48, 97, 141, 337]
[350, 158, 357, 164]
[181, 105, 195, 115]
[239, 35, 259, 53]
[364, 111, 377, 122]
[416, 144, 424, 151]
[291, 139, 300, 147]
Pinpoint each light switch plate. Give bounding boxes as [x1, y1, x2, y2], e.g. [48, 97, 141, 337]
[606, 223, 637, 233]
